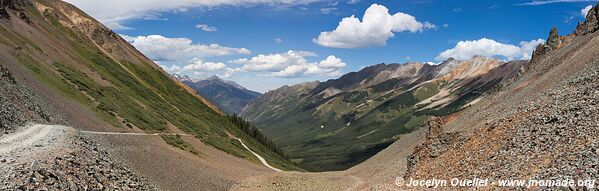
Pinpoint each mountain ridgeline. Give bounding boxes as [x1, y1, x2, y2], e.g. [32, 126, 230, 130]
[0, 0, 298, 171]
[175, 75, 262, 114]
[242, 56, 527, 171]
[231, 4, 599, 189]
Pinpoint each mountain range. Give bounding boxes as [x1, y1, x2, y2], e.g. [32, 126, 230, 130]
[241, 56, 527, 171]
[175, 75, 262, 114]
[234, 3, 599, 189]
[1, 0, 598, 190]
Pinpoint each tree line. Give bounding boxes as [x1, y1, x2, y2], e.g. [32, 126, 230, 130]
[226, 114, 289, 160]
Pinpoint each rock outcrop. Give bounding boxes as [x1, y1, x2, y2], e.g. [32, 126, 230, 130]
[532, 4, 599, 62]
[406, 117, 466, 175]
[0, 0, 32, 19]
[547, 27, 561, 49]
[576, 3, 599, 35]
[425, 117, 443, 139]
[532, 27, 561, 61]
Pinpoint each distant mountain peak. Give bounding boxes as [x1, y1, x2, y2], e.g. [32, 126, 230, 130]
[202, 75, 247, 90]
[179, 75, 262, 114]
[172, 74, 196, 82]
[206, 75, 221, 80]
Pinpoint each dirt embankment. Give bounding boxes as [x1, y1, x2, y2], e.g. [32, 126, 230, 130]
[0, 65, 65, 134]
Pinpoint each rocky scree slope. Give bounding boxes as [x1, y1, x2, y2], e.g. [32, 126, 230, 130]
[0, 64, 154, 190]
[405, 5, 599, 189]
[242, 56, 527, 171]
[0, 65, 64, 134]
[0, 0, 297, 170]
[0, 125, 156, 190]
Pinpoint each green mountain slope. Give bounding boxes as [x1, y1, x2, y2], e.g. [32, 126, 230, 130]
[0, 0, 299, 171]
[242, 57, 526, 171]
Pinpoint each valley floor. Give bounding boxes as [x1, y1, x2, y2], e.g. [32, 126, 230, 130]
[231, 128, 428, 191]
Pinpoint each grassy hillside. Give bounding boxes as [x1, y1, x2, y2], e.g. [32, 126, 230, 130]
[0, 0, 299, 171]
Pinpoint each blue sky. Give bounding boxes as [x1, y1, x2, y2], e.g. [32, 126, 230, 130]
[66, 0, 598, 92]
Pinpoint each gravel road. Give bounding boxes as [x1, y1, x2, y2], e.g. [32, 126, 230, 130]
[0, 124, 155, 190]
[0, 124, 71, 171]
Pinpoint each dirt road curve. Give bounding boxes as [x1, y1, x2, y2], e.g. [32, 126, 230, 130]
[80, 130, 280, 172]
[235, 138, 282, 172]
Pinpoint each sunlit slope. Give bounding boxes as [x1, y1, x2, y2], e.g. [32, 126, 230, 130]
[0, 0, 299, 170]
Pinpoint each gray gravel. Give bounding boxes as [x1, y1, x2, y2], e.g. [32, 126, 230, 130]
[0, 125, 156, 190]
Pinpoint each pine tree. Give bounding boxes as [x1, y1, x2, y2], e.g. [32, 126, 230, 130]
[226, 114, 289, 159]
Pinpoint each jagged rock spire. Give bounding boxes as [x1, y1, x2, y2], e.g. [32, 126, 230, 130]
[533, 4, 599, 62]
[576, 3, 599, 35]
[547, 27, 560, 50]
[531, 27, 561, 61]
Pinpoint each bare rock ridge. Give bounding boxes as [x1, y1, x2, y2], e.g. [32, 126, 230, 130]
[534, 3, 599, 62]
[548, 27, 561, 49]
[425, 116, 443, 139]
[576, 3, 599, 35]
[532, 27, 563, 62]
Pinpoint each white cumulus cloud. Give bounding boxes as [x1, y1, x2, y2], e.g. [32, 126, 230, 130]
[182, 60, 227, 71]
[120, 34, 250, 61]
[195, 24, 218, 32]
[313, 4, 436, 48]
[318, 55, 347, 68]
[436, 38, 545, 61]
[162, 60, 227, 74]
[230, 50, 346, 78]
[582, 5, 593, 17]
